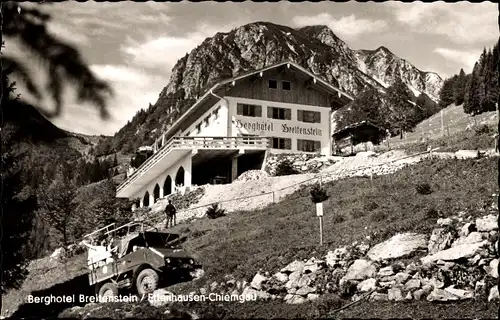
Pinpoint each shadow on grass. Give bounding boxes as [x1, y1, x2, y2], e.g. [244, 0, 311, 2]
[9, 274, 91, 319]
[8, 267, 198, 319]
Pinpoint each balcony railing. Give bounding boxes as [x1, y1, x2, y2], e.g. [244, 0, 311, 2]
[117, 136, 269, 195]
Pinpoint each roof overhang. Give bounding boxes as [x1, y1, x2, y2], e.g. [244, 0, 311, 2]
[164, 60, 353, 140]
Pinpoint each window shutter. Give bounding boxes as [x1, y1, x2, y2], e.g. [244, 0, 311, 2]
[285, 138, 292, 150]
[237, 104, 243, 115]
[297, 139, 303, 151]
[285, 108, 292, 120]
[297, 110, 303, 122]
[255, 105, 262, 117]
[267, 106, 272, 118]
[314, 112, 321, 123]
[314, 141, 321, 151]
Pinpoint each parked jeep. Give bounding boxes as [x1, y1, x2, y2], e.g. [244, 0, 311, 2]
[84, 221, 200, 299]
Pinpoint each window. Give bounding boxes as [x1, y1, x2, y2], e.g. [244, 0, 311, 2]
[297, 139, 321, 152]
[268, 106, 291, 120]
[271, 137, 292, 150]
[297, 110, 321, 123]
[236, 103, 262, 117]
[195, 123, 201, 133]
[203, 116, 210, 127]
[268, 79, 278, 89]
[213, 106, 221, 119]
[282, 81, 291, 91]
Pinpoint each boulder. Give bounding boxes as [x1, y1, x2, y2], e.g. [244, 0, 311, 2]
[210, 281, 218, 291]
[427, 288, 460, 302]
[484, 259, 499, 278]
[284, 294, 306, 304]
[444, 286, 474, 300]
[404, 279, 421, 292]
[250, 273, 268, 290]
[325, 247, 348, 267]
[428, 228, 454, 254]
[342, 259, 377, 282]
[413, 285, 433, 300]
[307, 293, 320, 301]
[273, 272, 289, 283]
[388, 287, 404, 301]
[281, 260, 305, 274]
[420, 241, 489, 264]
[476, 214, 498, 232]
[148, 289, 174, 308]
[405, 262, 419, 275]
[459, 223, 476, 237]
[452, 232, 483, 247]
[370, 292, 389, 301]
[377, 266, 395, 277]
[395, 272, 410, 284]
[437, 218, 454, 227]
[357, 278, 377, 292]
[242, 287, 270, 300]
[488, 286, 499, 302]
[427, 278, 445, 290]
[296, 286, 316, 296]
[304, 257, 323, 273]
[190, 268, 205, 280]
[285, 271, 301, 289]
[367, 233, 427, 261]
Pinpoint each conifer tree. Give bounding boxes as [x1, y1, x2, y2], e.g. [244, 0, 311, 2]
[438, 77, 456, 109]
[386, 78, 417, 137]
[453, 69, 467, 106]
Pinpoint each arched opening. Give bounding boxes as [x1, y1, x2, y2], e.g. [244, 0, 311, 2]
[143, 191, 150, 207]
[163, 176, 172, 196]
[175, 166, 185, 187]
[153, 184, 160, 203]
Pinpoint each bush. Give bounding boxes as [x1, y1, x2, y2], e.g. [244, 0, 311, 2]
[310, 182, 329, 203]
[426, 208, 440, 219]
[275, 159, 299, 176]
[415, 182, 433, 195]
[363, 201, 379, 211]
[206, 203, 226, 219]
[474, 124, 492, 136]
[332, 214, 346, 223]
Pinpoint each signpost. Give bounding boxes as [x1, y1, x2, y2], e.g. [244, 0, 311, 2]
[316, 202, 323, 246]
[317, 176, 324, 246]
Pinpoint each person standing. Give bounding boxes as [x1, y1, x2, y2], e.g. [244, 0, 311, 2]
[164, 200, 177, 229]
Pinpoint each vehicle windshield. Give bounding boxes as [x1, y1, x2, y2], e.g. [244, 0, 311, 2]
[143, 231, 180, 248]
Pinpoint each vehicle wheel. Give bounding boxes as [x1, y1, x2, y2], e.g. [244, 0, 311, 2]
[136, 268, 159, 296]
[98, 282, 118, 302]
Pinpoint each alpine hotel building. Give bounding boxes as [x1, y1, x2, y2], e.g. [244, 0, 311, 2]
[117, 61, 353, 208]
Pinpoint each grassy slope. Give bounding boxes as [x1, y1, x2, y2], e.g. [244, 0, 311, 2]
[379, 104, 497, 152]
[159, 156, 498, 319]
[176, 157, 497, 281]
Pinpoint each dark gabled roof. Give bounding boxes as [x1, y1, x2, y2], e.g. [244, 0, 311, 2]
[332, 120, 386, 136]
[163, 60, 353, 140]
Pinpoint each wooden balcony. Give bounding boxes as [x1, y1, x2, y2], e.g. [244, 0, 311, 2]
[117, 136, 269, 197]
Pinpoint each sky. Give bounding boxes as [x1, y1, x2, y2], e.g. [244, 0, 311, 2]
[5, 2, 498, 136]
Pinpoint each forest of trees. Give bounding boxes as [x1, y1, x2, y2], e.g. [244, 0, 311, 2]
[335, 78, 437, 141]
[438, 40, 499, 116]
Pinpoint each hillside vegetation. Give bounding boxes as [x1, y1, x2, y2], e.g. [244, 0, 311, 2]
[4, 154, 497, 319]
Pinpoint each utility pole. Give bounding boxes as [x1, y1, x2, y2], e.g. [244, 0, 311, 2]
[441, 110, 444, 137]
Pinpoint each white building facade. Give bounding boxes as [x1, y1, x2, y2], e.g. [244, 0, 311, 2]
[117, 61, 352, 207]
